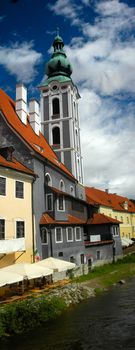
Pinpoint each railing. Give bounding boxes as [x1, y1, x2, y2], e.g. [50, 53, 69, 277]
[84, 239, 113, 247]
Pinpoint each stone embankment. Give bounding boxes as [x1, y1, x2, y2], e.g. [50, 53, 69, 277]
[48, 283, 95, 306]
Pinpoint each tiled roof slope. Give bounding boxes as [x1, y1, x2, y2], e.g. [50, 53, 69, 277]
[87, 213, 121, 225]
[0, 154, 35, 176]
[0, 89, 74, 179]
[85, 187, 135, 213]
[40, 213, 86, 225]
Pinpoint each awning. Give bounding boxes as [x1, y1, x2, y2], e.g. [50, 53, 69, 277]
[121, 237, 134, 247]
[2, 263, 53, 280]
[37, 257, 76, 272]
[0, 270, 23, 287]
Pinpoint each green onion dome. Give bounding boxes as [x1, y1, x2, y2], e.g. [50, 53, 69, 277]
[45, 34, 72, 78]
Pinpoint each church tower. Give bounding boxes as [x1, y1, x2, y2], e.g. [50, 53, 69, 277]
[40, 33, 83, 183]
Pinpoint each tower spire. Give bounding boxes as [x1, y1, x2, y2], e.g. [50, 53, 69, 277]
[56, 27, 59, 36]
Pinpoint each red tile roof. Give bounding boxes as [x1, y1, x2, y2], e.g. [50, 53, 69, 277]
[0, 154, 35, 176]
[87, 213, 121, 225]
[85, 187, 135, 213]
[0, 89, 74, 179]
[40, 213, 86, 225]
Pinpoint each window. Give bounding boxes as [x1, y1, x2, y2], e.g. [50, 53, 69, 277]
[52, 98, 60, 115]
[52, 126, 60, 145]
[66, 227, 73, 242]
[115, 216, 117, 220]
[80, 254, 84, 264]
[127, 217, 129, 224]
[15, 181, 24, 199]
[96, 251, 101, 260]
[70, 186, 74, 195]
[113, 226, 119, 236]
[57, 196, 65, 211]
[70, 256, 75, 263]
[46, 194, 53, 211]
[0, 177, 6, 196]
[58, 252, 63, 257]
[41, 228, 48, 245]
[59, 180, 65, 192]
[121, 216, 123, 223]
[0, 219, 5, 240]
[16, 221, 25, 238]
[45, 173, 52, 186]
[75, 227, 81, 241]
[55, 227, 63, 243]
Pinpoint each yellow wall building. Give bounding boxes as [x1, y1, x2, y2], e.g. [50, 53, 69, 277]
[0, 149, 35, 268]
[85, 187, 135, 239]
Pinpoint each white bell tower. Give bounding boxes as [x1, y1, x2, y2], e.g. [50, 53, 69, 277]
[39, 34, 83, 184]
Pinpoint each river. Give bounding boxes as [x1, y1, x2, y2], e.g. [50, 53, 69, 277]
[1, 277, 135, 350]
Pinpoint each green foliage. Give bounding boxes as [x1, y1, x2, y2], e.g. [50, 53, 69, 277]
[0, 296, 66, 338]
[75, 253, 135, 283]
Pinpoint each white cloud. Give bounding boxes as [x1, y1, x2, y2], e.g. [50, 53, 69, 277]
[0, 41, 42, 83]
[79, 88, 135, 198]
[48, 0, 82, 25]
[48, 0, 135, 197]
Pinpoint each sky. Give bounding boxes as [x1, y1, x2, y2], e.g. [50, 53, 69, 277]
[0, 0, 135, 198]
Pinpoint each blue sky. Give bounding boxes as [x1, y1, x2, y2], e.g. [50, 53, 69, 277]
[0, 0, 135, 198]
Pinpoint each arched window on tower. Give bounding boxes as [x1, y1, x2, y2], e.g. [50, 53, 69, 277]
[52, 126, 60, 146]
[45, 173, 52, 186]
[52, 98, 60, 117]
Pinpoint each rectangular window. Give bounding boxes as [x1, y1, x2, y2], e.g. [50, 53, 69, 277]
[55, 227, 63, 243]
[80, 254, 84, 264]
[57, 196, 65, 211]
[41, 228, 48, 245]
[46, 194, 53, 211]
[66, 227, 73, 242]
[96, 250, 101, 260]
[15, 181, 24, 199]
[113, 226, 119, 236]
[75, 227, 81, 241]
[0, 219, 5, 240]
[16, 221, 25, 238]
[0, 177, 6, 196]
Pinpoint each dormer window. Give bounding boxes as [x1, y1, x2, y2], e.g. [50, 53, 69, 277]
[57, 195, 65, 211]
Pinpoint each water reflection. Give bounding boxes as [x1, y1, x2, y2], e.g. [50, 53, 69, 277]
[1, 277, 135, 350]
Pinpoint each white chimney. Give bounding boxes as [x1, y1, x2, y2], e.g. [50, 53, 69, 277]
[16, 84, 27, 125]
[29, 99, 40, 136]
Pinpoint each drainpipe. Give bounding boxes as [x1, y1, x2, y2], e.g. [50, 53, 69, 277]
[32, 176, 36, 263]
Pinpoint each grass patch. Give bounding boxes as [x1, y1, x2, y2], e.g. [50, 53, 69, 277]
[75, 253, 135, 286]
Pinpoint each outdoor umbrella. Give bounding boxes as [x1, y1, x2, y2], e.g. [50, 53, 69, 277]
[0, 270, 23, 287]
[2, 263, 53, 280]
[37, 257, 76, 272]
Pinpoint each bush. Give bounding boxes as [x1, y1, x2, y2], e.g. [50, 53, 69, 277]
[0, 296, 66, 338]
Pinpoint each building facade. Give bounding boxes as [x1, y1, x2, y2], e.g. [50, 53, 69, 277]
[0, 147, 35, 267]
[86, 187, 135, 240]
[0, 33, 124, 269]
